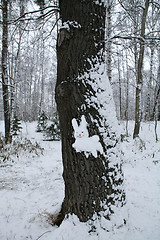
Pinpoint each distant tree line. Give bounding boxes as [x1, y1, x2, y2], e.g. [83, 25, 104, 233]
[0, 0, 160, 142]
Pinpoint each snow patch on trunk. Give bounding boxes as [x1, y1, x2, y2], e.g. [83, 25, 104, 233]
[72, 115, 103, 158]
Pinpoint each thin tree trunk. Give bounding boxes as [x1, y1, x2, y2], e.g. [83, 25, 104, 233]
[133, 0, 149, 139]
[106, 0, 113, 83]
[145, 46, 154, 121]
[117, 51, 122, 120]
[152, 50, 160, 120]
[125, 53, 129, 136]
[38, 16, 45, 114]
[11, 29, 23, 118]
[1, 0, 11, 142]
[155, 118, 158, 142]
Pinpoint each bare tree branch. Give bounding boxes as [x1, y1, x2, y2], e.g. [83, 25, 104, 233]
[109, 35, 160, 42]
[8, 5, 59, 24]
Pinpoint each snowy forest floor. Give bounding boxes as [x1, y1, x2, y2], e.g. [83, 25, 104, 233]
[0, 121, 160, 240]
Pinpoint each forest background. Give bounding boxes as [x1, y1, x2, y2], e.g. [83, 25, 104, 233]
[0, 0, 160, 141]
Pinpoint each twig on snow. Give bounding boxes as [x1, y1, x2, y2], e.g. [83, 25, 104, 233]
[35, 231, 51, 240]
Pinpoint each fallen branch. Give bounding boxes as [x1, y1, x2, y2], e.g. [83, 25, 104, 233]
[35, 231, 52, 240]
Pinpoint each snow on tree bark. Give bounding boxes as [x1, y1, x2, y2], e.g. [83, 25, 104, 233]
[1, 0, 11, 143]
[55, 0, 125, 227]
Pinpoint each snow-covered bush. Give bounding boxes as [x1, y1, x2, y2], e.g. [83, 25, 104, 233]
[37, 111, 48, 132]
[120, 133, 129, 142]
[134, 137, 146, 151]
[0, 136, 44, 164]
[44, 115, 61, 141]
[11, 114, 22, 136]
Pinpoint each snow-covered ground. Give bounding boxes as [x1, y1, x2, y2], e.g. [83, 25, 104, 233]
[0, 120, 160, 240]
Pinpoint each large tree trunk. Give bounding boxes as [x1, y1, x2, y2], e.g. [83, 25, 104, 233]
[55, 0, 125, 227]
[1, 0, 11, 142]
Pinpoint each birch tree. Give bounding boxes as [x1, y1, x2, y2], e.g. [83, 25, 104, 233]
[1, 0, 11, 142]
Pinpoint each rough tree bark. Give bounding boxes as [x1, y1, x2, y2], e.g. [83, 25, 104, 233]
[1, 0, 11, 142]
[133, 0, 149, 139]
[55, 0, 125, 227]
[106, 0, 113, 83]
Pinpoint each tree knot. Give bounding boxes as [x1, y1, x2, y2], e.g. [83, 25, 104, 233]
[57, 20, 81, 47]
